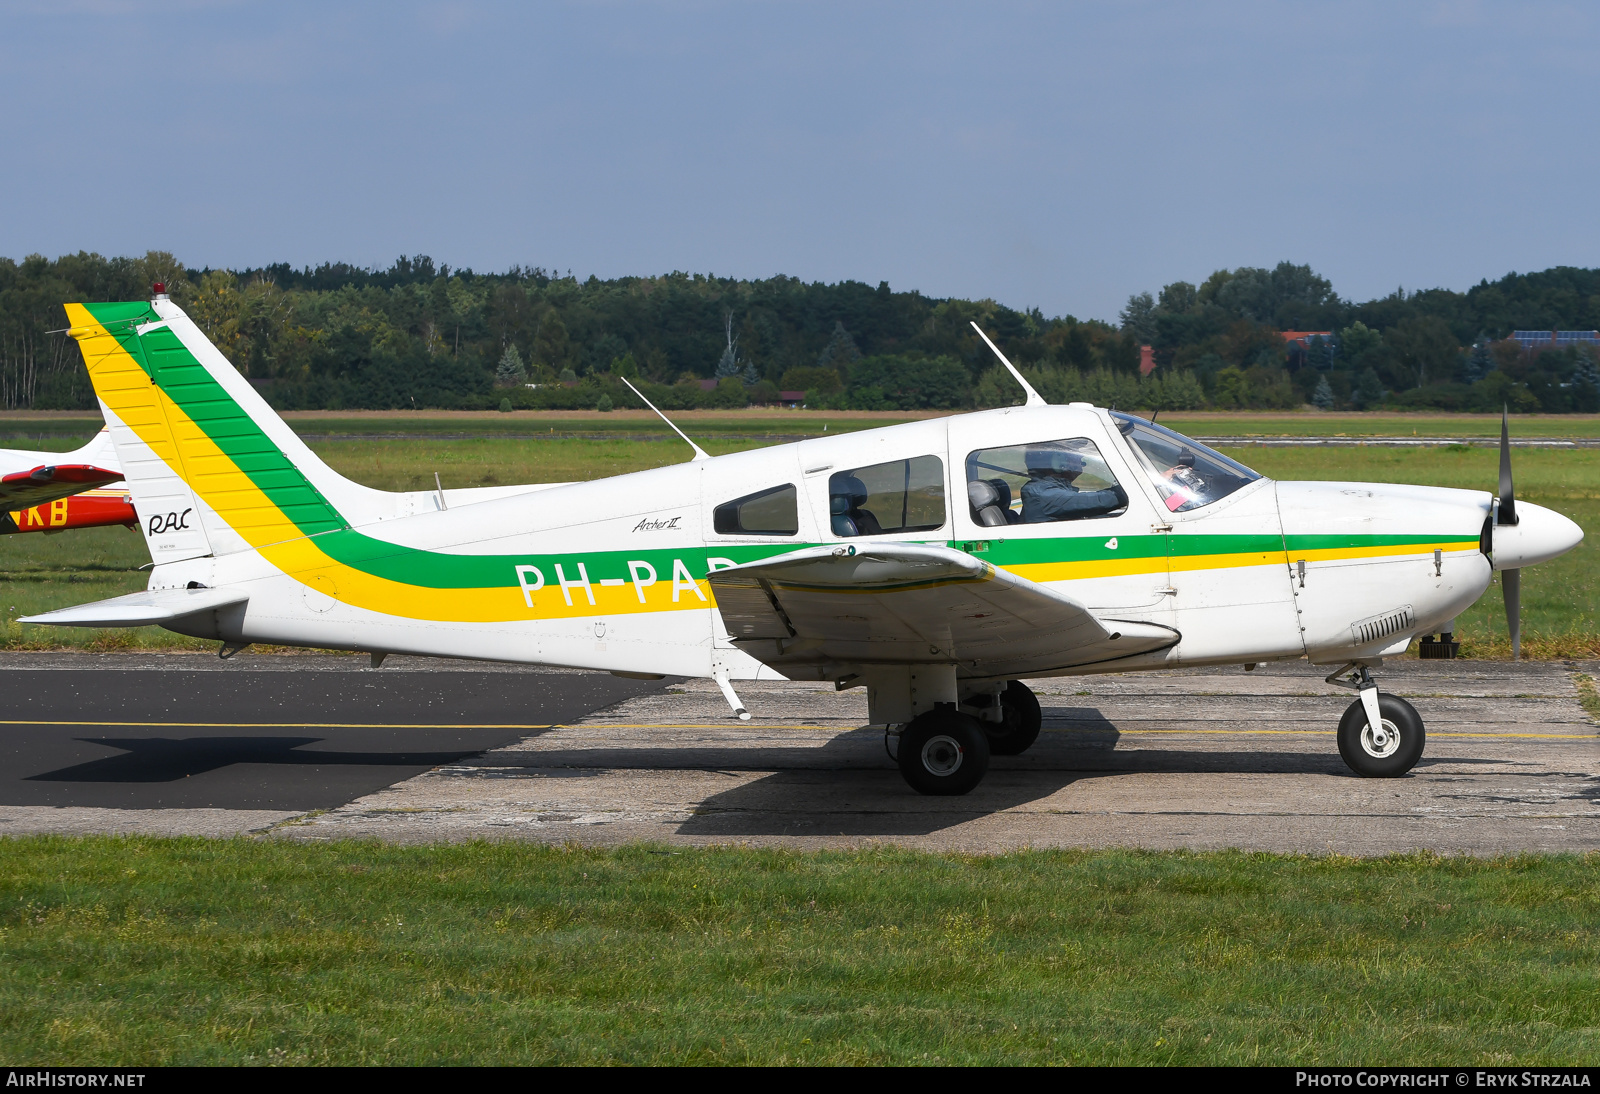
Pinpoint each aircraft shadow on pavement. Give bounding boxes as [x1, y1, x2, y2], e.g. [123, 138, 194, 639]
[672, 707, 1365, 838]
[27, 736, 483, 784]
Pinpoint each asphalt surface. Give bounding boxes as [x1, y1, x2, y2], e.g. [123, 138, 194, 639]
[2, 654, 1596, 853]
[288, 660, 1600, 855]
[0, 654, 660, 813]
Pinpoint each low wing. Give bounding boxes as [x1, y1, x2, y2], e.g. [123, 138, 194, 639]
[709, 542, 1177, 679]
[0, 463, 123, 511]
[19, 587, 247, 628]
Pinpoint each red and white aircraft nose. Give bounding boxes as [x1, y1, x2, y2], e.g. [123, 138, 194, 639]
[1492, 501, 1584, 570]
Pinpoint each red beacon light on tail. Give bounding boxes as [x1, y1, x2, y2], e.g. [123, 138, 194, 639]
[151, 282, 167, 297]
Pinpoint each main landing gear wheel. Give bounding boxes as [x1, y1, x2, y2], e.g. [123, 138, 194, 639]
[898, 707, 990, 796]
[1337, 692, 1425, 778]
[985, 680, 1042, 756]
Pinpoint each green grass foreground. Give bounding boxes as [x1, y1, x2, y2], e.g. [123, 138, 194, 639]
[1, 839, 1597, 1065]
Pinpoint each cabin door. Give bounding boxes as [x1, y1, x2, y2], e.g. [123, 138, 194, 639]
[1160, 481, 1305, 664]
[946, 409, 1177, 629]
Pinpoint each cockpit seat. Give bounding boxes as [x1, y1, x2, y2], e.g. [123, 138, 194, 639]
[967, 479, 1010, 528]
[988, 478, 1021, 524]
[831, 476, 884, 537]
[830, 495, 859, 537]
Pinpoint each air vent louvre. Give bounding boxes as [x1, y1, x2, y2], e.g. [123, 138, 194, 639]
[1350, 605, 1415, 646]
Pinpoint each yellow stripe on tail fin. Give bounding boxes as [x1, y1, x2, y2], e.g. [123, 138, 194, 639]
[66, 302, 213, 561]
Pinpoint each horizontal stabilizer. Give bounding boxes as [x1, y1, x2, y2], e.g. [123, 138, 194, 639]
[20, 587, 247, 628]
[0, 463, 124, 511]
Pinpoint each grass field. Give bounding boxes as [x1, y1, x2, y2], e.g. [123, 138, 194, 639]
[1, 412, 1595, 656]
[0, 839, 1595, 1065]
[1161, 412, 1600, 438]
[5, 408, 1600, 443]
[0, 409, 930, 445]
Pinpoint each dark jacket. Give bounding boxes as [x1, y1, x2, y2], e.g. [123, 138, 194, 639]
[1021, 477, 1126, 523]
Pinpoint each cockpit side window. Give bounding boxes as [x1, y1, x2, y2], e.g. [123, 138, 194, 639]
[965, 438, 1128, 526]
[1111, 412, 1261, 513]
[713, 484, 798, 536]
[829, 456, 945, 537]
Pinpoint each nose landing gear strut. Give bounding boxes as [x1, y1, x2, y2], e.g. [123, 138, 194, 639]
[1325, 663, 1426, 777]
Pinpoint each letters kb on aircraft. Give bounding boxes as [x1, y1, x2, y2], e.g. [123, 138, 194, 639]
[25, 290, 1584, 795]
[0, 427, 135, 535]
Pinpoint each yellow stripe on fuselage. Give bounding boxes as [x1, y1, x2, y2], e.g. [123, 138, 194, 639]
[1008, 539, 1475, 586]
[1289, 541, 1480, 564]
[1008, 556, 1170, 583]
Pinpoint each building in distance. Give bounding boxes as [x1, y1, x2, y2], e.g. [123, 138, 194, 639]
[1512, 330, 1600, 350]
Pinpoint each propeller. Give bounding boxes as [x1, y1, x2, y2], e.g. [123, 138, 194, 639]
[1497, 405, 1521, 660]
[1498, 404, 1518, 527]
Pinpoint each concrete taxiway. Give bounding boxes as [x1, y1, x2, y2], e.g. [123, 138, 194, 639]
[0, 654, 658, 836]
[1, 654, 1595, 853]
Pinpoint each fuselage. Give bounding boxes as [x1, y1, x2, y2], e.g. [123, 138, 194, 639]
[147, 403, 1534, 682]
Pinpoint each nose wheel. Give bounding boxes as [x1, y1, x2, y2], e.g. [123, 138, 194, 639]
[1328, 665, 1426, 778]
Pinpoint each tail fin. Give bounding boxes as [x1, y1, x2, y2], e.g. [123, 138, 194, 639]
[64, 426, 118, 469]
[66, 295, 382, 561]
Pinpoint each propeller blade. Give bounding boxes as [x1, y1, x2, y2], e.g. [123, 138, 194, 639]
[1497, 404, 1518, 526]
[1503, 567, 1521, 661]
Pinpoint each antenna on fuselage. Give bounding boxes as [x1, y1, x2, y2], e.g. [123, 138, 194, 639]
[969, 321, 1046, 408]
[618, 377, 710, 462]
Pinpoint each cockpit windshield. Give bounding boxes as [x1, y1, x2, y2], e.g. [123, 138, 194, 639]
[1110, 411, 1262, 513]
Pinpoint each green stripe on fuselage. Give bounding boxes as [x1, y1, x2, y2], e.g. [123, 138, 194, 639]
[1285, 533, 1479, 551]
[316, 534, 802, 588]
[967, 534, 1170, 565]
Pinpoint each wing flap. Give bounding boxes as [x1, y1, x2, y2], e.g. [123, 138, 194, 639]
[713, 578, 795, 639]
[709, 543, 1176, 677]
[19, 587, 247, 628]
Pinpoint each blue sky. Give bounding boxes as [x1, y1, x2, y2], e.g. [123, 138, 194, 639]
[3, 1, 1597, 321]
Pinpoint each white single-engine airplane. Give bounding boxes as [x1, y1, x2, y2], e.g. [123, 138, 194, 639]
[25, 291, 1584, 794]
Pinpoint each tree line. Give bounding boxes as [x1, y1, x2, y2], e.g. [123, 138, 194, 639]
[1, 251, 1596, 413]
[1119, 263, 1600, 413]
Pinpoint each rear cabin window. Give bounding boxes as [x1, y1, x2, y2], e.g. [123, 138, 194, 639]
[828, 456, 945, 537]
[713, 484, 799, 536]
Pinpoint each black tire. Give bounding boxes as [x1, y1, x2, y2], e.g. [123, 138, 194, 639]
[986, 680, 1043, 756]
[1337, 692, 1425, 778]
[897, 707, 990, 795]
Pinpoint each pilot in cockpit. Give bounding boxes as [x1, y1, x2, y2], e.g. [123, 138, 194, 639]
[1021, 448, 1127, 524]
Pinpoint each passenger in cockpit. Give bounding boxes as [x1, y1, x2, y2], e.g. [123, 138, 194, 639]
[1021, 449, 1127, 524]
[1160, 449, 1209, 506]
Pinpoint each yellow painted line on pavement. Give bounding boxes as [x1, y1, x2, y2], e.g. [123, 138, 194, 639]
[561, 723, 1594, 741]
[1048, 727, 1591, 740]
[1431, 732, 1593, 739]
[559, 723, 857, 730]
[0, 720, 555, 730]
